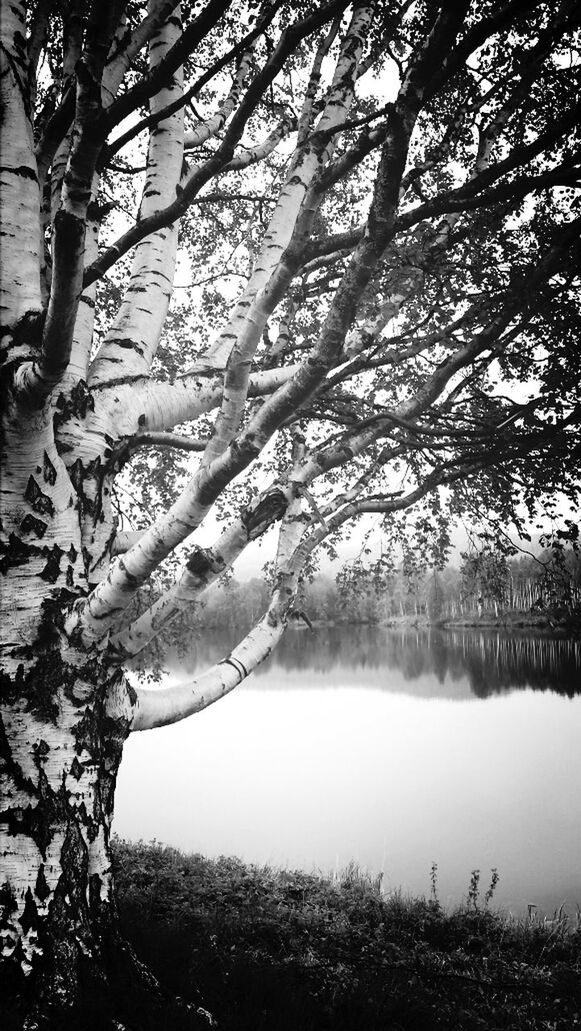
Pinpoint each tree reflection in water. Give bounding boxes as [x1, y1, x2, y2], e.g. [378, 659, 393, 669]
[170, 627, 581, 699]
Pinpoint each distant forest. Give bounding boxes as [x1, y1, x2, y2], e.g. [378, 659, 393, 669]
[194, 546, 581, 630]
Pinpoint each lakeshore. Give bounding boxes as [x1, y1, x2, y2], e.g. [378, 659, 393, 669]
[303, 609, 581, 633]
[113, 839, 581, 1031]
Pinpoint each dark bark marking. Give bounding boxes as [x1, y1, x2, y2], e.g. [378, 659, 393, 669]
[35, 864, 51, 903]
[117, 558, 139, 587]
[32, 739, 50, 763]
[10, 309, 45, 352]
[72, 707, 99, 757]
[0, 532, 38, 573]
[0, 164, 38, 183]
[220, 656, 248, 680]
[186, 546, 220, 579]
[0, 708, 31, 783]
[19, 888, 39, 936]
[25, 476, 55, 517]
[69, 458, 83, 492]
[108, 337, 146, 354]
[0, 883, 18, 921]
[18, 514, 48, 539]
[43, 451, 57, 486]
[242, 488, 287, 541]
[48, 815, 92, 951]
[125, 681, 137, 707]
[81, 546, 92, 576]
[54, 379, 94, 427]
[40, 545, 64, 583]
[3, 768, 60, 857]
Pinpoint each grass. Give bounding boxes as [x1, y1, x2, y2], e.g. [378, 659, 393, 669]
[110, 837, 581, 1031]
[112, 838, 581, 1031]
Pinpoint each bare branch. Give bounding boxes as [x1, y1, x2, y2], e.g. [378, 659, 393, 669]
[128, 432, 207, 452]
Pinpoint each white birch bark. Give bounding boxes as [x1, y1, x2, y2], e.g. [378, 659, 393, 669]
[220, 110, 297, 171]
[200, 5, 373, 464]
[201, 5, 373, 379]
[55, 365, 297, 470]
[59, 173, 100, 388]
[296, 16, 341, 146]
[1, 669, 134, 970]
[131, 613, 287, 730]
[110, 465, 307, 659]
[183, 49, 253, 151]
[103, 1, 181, 105]
[0, 415, 81, 680]
[47, 6, 182, 392]
[0, 2, 41, 353]
[89, 8, 184, 385]
[131, 479, 306, 731]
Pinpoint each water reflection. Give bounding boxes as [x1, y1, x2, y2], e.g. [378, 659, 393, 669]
[119, 629, 581, 917]
[170, 626, 581, 699]
[116, 684, 581, 918]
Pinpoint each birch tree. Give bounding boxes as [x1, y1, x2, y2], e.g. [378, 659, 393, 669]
[1, 0, 580, 1026]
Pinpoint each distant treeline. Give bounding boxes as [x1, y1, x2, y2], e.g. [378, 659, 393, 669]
[166, 625, 581, 700]
[195, 548, 581, 629]
[129, 547, 581, 675]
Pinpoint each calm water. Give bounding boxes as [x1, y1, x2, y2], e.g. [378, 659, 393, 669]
[114, 627, 581, 917]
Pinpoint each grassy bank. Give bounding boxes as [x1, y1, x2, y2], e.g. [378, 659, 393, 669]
[113, 839, 581, 1031]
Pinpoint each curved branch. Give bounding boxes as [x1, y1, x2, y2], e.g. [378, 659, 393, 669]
[131, 486, 305, 731]
[131, 599, 286, 730]
[221, 109, 297, 172]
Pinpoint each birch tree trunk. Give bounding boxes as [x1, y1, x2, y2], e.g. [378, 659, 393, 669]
[0, 405, 210, 1028]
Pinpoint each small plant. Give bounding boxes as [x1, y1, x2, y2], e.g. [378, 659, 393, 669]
[467, 869, 481, 910]
[484, 868, 499, 908]
[430, 862, 440, 907]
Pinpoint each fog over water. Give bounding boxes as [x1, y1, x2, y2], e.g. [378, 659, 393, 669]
[114, 628, 581, 916]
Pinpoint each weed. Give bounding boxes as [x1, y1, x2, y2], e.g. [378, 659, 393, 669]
[430, 861, 440, 907]
[484, 867, 499, 908]
[466, 868, 481, 910]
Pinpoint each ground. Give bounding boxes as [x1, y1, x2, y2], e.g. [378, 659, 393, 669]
[113, 838, 581, 1031]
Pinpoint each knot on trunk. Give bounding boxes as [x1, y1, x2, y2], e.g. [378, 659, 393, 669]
[242, 489, 287, 541]
[186, 546, 224, 581]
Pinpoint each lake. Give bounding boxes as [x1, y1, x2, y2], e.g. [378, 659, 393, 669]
[114, 626, 581, 918]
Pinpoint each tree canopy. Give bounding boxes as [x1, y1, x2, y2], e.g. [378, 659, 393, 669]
[3, 1, 580, 698]
[3, 0, 581, 713]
